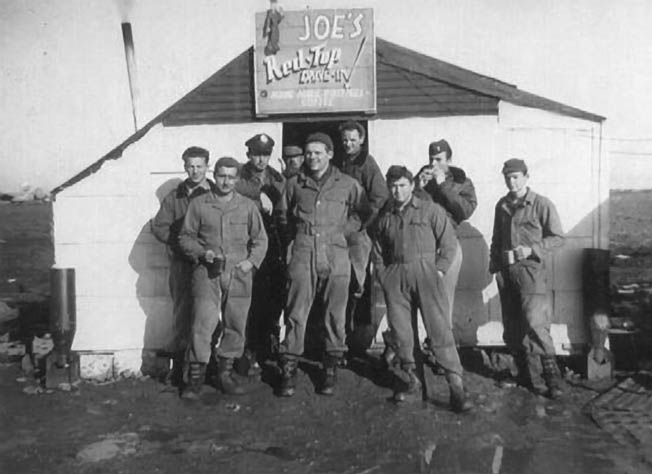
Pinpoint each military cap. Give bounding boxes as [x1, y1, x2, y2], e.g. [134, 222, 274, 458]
[245, 133, 275, 154]
[305, 132, 334, 151]
[502, 158, 528, 175]
[428, 139, 452, 157]
[282, 145, 303, 158]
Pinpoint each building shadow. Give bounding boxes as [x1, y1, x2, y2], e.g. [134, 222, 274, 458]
[128, 178, 182, 379]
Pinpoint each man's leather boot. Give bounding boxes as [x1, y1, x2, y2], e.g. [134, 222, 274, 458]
[180, 362, 206, 400]
[318, 354, 340, 396]
[278, 356, 297, 397]
[541, 355, 563, 399]
[217, 357, 245, 395]
[393, 364, 422, 402]
[446, 372, 473, 413]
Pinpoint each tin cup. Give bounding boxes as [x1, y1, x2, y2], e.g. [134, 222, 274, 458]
[502, 250, 516, 266]
[206, 254, 226, 279]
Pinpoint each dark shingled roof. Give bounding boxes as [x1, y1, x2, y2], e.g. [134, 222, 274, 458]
[52, 37, 603, 195]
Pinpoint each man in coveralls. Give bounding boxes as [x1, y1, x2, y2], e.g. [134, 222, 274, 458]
[373, 165, 472, 413]
[236, 133, 286, 369]
[489, 158, 565, 399]
[179, 157, 268, 399]
[334, 120, 389, 356]
[151, 146, 214, 384]
[277, 132, 367, 397]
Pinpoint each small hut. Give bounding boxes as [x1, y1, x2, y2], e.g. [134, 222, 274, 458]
[51, 10, 606, 375]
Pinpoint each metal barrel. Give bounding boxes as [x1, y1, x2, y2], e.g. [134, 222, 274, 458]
[49, 267, 76, 367]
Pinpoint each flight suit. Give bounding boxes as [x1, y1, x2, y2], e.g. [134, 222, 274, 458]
[373, 195, 461, 374]
[179, 191, 268, 364]
[278, 165, 365, 359]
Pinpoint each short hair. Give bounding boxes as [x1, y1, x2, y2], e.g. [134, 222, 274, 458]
[182, 146, 210, 163]
[385, 165, 413, 184]
[214, 156, 241, 177]
[338, 120, 366, 140]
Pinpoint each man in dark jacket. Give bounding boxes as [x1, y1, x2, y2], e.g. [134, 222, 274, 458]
[334, 120, 389, 356]
[415, 139, 477, 329]
[235, 133, 286, 369]
[151, 146, 213, 383]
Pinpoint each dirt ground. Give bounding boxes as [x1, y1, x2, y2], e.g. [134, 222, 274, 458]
[1, 195, 652, 474]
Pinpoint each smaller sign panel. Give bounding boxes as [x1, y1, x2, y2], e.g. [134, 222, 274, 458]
[254, 8, 376, 116]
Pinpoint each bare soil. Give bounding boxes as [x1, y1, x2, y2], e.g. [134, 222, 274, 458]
[1, 197, 651, 473]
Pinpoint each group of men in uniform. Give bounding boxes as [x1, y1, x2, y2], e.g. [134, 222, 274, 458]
[152, 121, 565, 412]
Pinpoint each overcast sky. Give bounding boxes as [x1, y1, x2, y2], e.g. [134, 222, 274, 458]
[1, 0, 651, 191]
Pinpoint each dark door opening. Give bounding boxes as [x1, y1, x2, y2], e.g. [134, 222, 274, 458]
[282, 120, 369, 162]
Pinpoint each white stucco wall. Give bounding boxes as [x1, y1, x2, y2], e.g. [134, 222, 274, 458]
[53, 106, 605, 374]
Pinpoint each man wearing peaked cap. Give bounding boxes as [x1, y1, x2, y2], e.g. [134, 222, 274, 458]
[245, 133, 275, 155]
[235, 133, 287, 374]
[489, 158, 565, 399]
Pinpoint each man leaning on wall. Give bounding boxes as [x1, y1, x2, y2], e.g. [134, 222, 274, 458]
[151, 146, 214, 385]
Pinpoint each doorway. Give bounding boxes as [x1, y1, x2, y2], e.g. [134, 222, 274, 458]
[282, 120, 369, 162]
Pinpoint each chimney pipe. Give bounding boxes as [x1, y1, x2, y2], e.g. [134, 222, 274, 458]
[121, 22, 139, 132]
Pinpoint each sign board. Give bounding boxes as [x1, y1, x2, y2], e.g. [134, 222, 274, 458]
[253, 8, 376, 116]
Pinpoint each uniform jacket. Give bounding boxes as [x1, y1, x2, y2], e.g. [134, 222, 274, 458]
[151, 179, 215, 260]
[179, 191, 268, 269]
[417, 165, 477, 228]
[279, 165, 367, 275]
[372, 194, 457, 274]
[489, 188, 565, 274]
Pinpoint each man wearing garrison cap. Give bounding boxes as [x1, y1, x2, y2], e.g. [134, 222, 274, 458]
[277, 131, 368, 397]
[179, 156, 268, 399]
[235, 133, 287, 373]
[415, 139, 477, 327]
[489, 158, 565, 399]
[151, 146, 215, 384]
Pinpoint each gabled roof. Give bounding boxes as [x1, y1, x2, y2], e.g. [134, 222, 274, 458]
[52, 37, 603, 195]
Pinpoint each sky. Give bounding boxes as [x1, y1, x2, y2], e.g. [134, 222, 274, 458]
[1, 0, 651, 191]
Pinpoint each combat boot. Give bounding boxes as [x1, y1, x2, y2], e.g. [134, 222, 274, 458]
[393, 365, 422, 402]
[526, 353, 549, 397]
[541, 355, 564, 399]
[217, 357, 246, 395]
[446, 372, 473, 413]
[278, 356, 297, 397]
[318, 354, 341, 396]
[180, 362, 206, 400]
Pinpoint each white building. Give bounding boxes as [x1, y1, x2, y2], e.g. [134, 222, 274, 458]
[51, 38, 606, 375]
